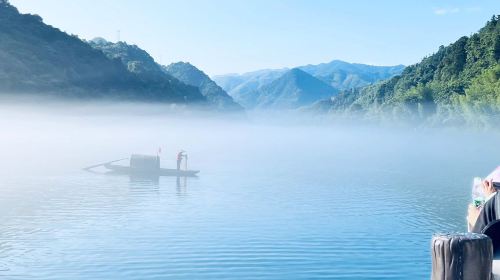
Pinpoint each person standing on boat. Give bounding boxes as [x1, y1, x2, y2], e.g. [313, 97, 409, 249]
[177, 151, 186, 171]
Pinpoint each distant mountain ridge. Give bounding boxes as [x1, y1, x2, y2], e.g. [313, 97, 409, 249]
[163, 62, 243, 111]
[0, 0, 402, 112]
[213, 60, 403, 109]
[299, 60, 404, 90]
[253, 68, 336, 109]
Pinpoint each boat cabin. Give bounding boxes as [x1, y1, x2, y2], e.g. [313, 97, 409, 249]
[130, 154, 160, 170]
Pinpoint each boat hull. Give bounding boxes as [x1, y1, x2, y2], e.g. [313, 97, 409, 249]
[104, 164, 199, 177]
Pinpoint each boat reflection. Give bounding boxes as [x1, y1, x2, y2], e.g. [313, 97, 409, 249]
[129, 174, 160, 186]
[126, 174, 191, 196]
[176, 176, 188, 195]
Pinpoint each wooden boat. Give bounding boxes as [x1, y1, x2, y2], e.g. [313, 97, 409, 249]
[84, 154, 199, 177]
[104, 163, 199, 177]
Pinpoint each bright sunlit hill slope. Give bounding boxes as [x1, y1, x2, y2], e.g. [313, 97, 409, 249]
[312, 15, 500, 127]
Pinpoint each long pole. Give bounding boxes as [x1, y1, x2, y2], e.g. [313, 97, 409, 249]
[83, 158, 128, 171]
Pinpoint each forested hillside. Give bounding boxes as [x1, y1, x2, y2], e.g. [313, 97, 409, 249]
[0, 1, 205, 103]
[320, 15, 500, 127]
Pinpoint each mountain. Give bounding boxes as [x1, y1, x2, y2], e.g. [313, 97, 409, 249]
[89, 39, 242, 111]
[251, 68, 336, 109]
[213, 69, 288, 104]
[298, 60, 404, 90]
[319, 15, 500, 126]
[163, 62, 243, 111]
[0, 1, 205, 103]
[213, 60, 403, 110]
[88, 38, 168, 81]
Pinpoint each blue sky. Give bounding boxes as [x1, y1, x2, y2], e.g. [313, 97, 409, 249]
[9, 0, 500, 76]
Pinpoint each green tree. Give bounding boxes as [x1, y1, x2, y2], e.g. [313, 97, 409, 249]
[458, 64, 500, 127]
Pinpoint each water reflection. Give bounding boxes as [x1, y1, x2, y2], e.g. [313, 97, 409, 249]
[127, 174, 191, 196]
[129, 175, 160, 193]
[176, 176, 188, 196]
[129, 175, 160, 186]
[84, 167, 193, 196]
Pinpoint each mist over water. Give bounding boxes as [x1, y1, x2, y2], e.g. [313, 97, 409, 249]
[1, 102, 500, 279]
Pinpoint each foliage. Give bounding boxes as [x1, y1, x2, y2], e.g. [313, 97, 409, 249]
[327, 15, 500, 127]
[456, 64, 500, 127]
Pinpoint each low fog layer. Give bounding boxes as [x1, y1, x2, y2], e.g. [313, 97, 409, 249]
[1, 102, 499, 178]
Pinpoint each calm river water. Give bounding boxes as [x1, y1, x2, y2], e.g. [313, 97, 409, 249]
[0, 108, 498, 279]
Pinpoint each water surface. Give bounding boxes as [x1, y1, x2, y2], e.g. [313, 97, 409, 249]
[0, 108, 498, 279]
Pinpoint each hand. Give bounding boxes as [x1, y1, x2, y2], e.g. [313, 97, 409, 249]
[468, 203, 480, 229]
[483, 178, 496, 197]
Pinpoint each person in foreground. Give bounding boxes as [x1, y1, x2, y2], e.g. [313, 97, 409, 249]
[468, 179, 498, 233]
[468, 168, 500, 233]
